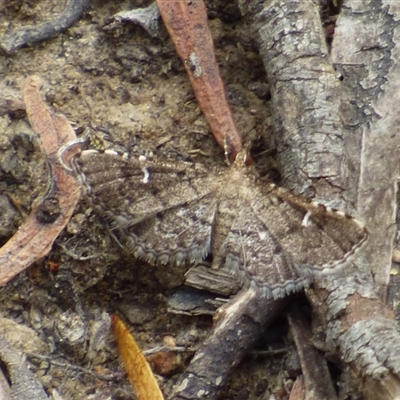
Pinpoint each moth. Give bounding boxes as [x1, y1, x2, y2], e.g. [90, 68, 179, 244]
[59, 142, 368, 299]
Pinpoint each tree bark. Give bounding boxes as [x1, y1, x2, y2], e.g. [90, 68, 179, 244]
[331, 0, 399, 300]
[239, 1, 400, 399]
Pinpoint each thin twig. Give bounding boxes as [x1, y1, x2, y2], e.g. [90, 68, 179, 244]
[0, 0, 90, 54]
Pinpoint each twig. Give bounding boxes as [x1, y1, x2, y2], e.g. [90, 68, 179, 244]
[27, 353, 117, 382]
[172, 288, 287, 400]
[0, 0, 91, 54]
[287, 305, 337, 400]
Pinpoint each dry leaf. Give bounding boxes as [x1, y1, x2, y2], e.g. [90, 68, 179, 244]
[112, 315, 164, 400]
[0, 76, 80, 285]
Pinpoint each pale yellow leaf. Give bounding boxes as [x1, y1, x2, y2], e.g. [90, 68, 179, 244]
[112, 315, 164, 400]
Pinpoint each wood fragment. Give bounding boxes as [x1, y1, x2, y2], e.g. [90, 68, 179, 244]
[0, 0, 91, 54]
[0, 367, 11, 400]
[287, 305, 337, 400]
[172, 288, 287, 399]
[113, 2, 160, 38]
[288, 376, 304, 400]
[393, 249, 400, 264]
[332, 1, 399, 302]
[184, 263, 241, 296]
[0, 336, 49, 400]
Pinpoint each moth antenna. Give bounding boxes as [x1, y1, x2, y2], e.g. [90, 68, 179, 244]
[223, 135, 230, 165]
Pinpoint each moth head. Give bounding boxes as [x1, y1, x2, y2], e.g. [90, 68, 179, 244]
[231, 148, 253, 168]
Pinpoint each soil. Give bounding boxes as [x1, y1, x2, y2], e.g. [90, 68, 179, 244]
[0, 1, 296, 399]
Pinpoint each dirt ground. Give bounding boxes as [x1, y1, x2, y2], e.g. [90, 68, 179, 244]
[0, 1, 303, 399]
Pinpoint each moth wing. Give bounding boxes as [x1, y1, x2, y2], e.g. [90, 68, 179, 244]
[74, 150, 221, 225]
[116, 193, 218, 266]
[220, 201, 309, 299]
[248, 182, 368, 275]
[72, 149, 221, 265]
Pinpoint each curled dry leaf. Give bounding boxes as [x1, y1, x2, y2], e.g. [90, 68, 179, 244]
[0, 75, 81, 285]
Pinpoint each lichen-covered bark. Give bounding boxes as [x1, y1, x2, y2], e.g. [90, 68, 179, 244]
[239, 0, 400, 399]
[240, 0, 356, 211]
[332, 0, 399, 299]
